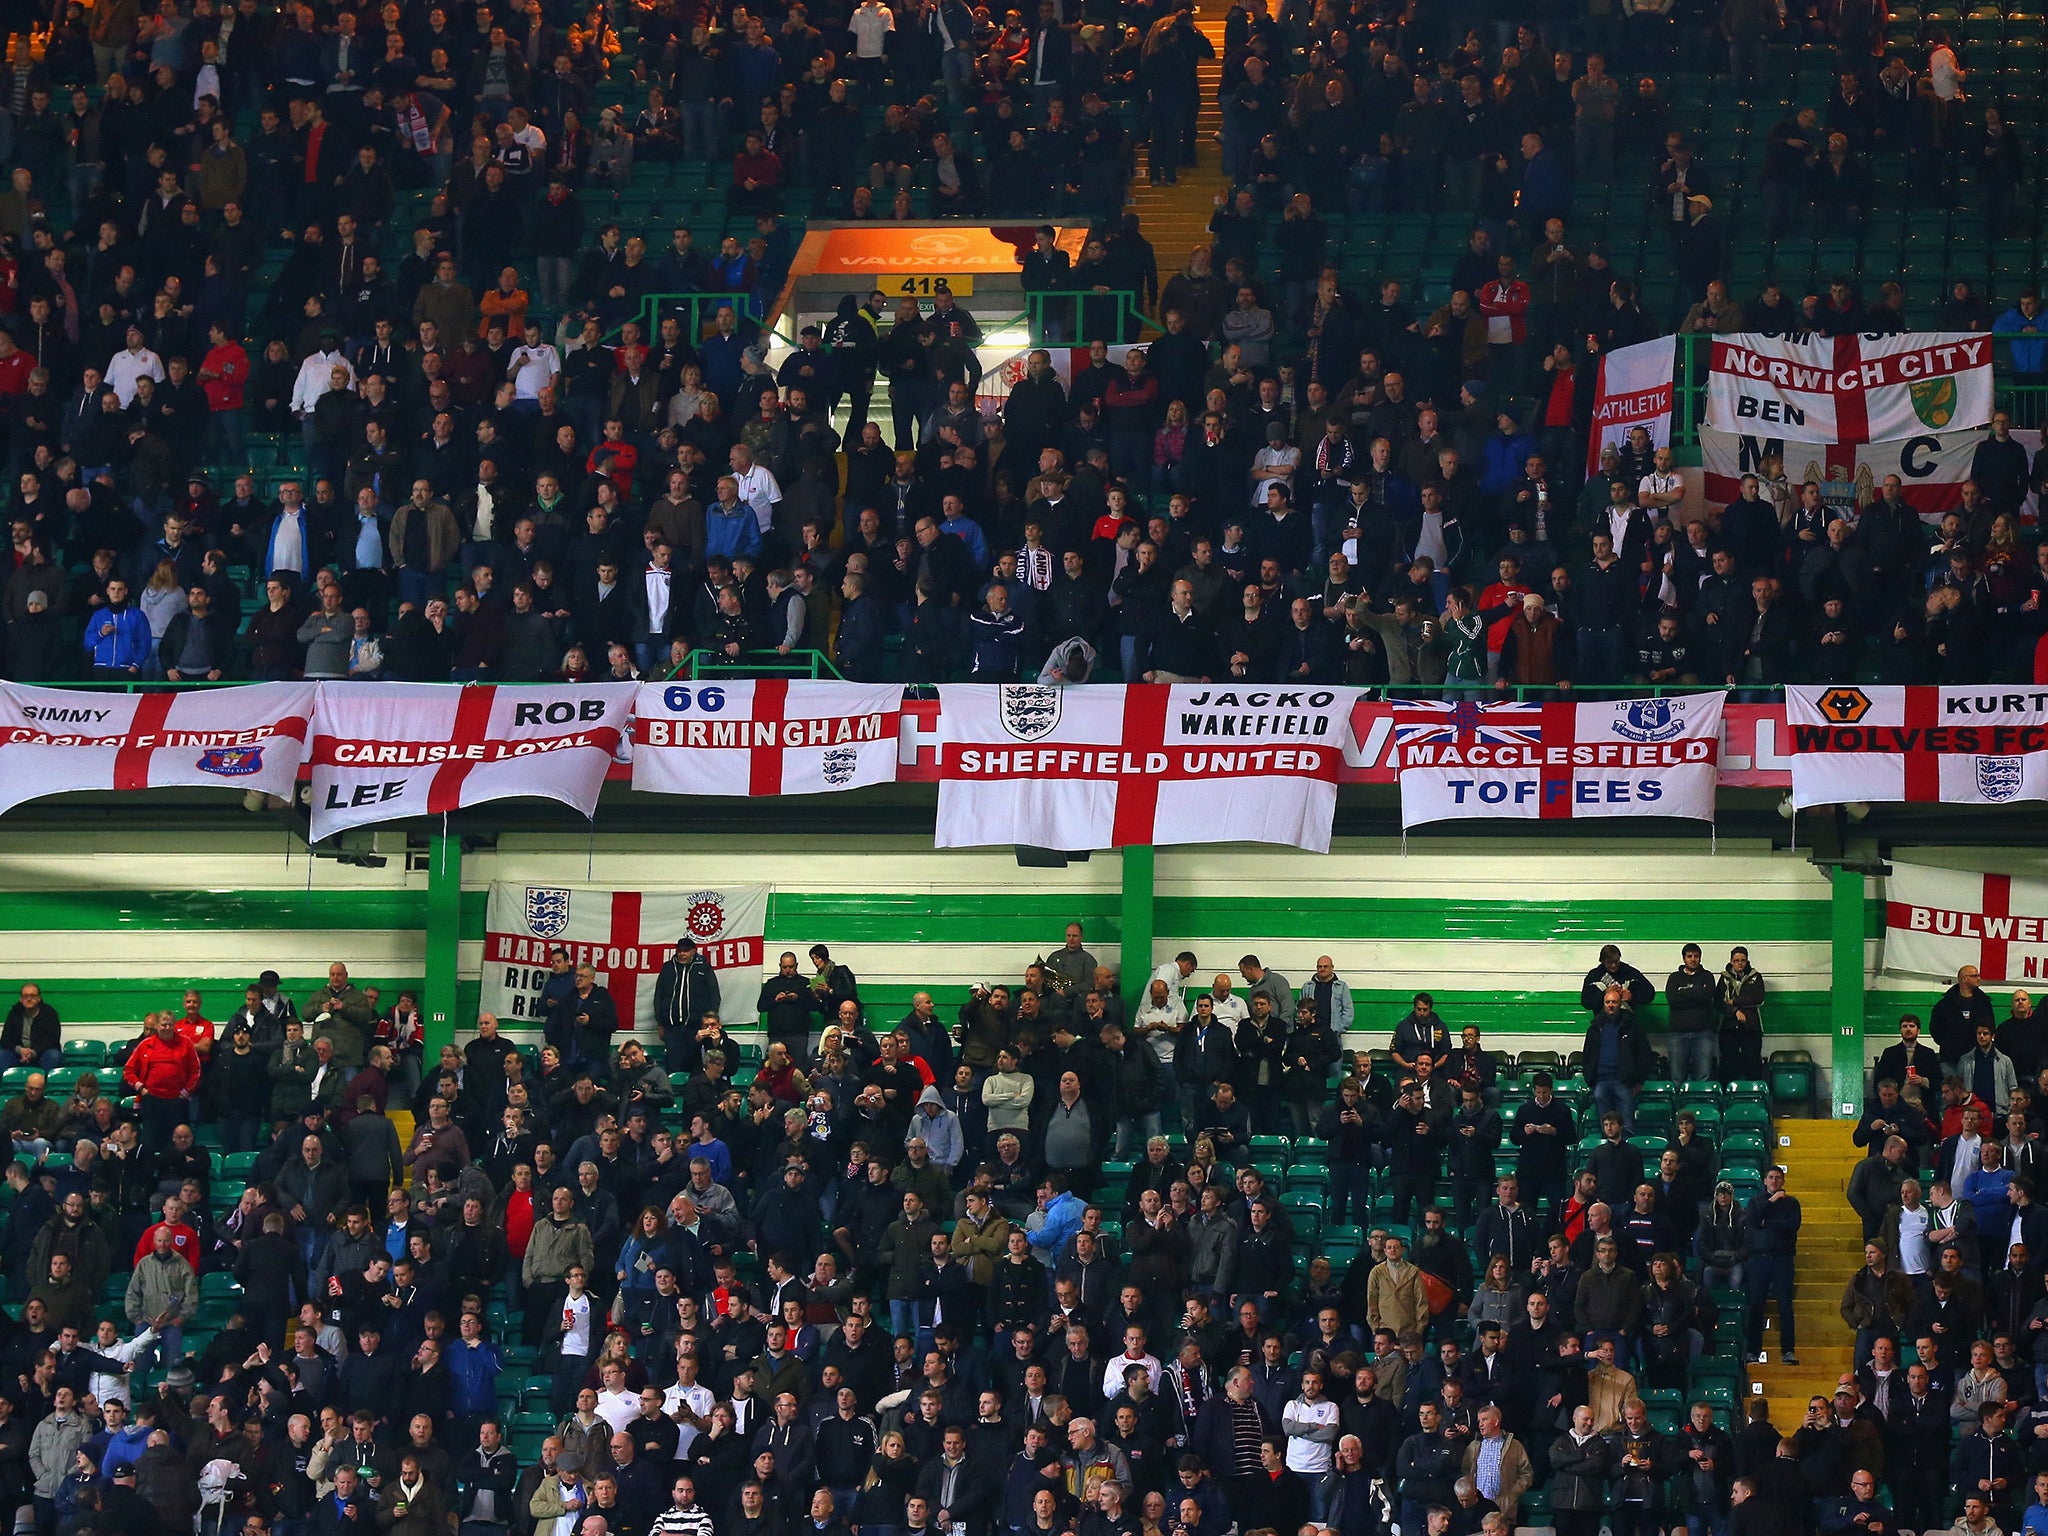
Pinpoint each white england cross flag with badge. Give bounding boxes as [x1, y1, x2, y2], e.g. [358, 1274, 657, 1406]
[1786, 684, 2048, 807]
[1705, 332, 1994, 444]
[1700, 424, 2043, 517]
[0, 682, 315, 815]
[934, 683, 1362, 852]
[480, 883, 768, 1030]
[1882, 862, 2048, 985]
[1394, 694, 1724, 827]
[308, 682, 636, 839]
[630, 679, 903, 796]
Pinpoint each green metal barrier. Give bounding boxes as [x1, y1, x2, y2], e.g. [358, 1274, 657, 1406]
[1026, 290, 1153, 347]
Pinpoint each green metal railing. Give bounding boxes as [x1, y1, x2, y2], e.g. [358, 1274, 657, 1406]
[1026, 290, 1154, 347]
[681, 649, 843, 680]
[622, 291, 769, 348]
[1379, 682, 1773, 701]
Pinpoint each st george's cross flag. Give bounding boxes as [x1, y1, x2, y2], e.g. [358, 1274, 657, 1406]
[308, 682, 635, 840]
[0, 682, 314, 815]
[1786, 684, 2048, 808]
[1705, 332, 1994, 444]
[478, 883, 768, 1030]
[630, 679, 902, 796]
[1392, 694, 1724, 827]
[1882, 862, 2048, 985]
[934, 683, 1362, 851]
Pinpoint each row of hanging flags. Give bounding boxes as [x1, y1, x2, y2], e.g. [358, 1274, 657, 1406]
[0, 680, 2038, 847]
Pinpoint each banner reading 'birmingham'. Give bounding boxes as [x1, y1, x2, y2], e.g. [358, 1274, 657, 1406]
[1786, 685, 2048, 808]
[630, 679, 902, 796]
[934, 684, 1363, 852]
[1705, 332, 1994, 444]
[1394, 695, 1724, 827]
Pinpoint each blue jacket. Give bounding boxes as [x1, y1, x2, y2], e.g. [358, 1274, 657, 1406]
[1480, 430, 1539, 496]
[1995, 307, 2047, 373]
[1027, 1190, 1086, 1255]
[83, 604, 153, 670]
[446, 1337, 500, 1416]
[705, 503, 763, 561]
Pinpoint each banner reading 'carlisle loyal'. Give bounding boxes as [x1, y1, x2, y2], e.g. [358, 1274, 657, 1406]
[934, 684, 1363, 852]
[1705, 332, 1994, 444]
[1786, 685, 2048, 808]
[1394, 694, 1724, 827]
[308, 682, 635, 840]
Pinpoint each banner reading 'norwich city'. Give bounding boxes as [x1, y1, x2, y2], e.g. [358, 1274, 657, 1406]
[1705, 332, 1995, 444]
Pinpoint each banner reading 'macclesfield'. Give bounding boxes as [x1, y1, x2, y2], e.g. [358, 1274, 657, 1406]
[1392, 695, 1724, 827]
[933, 684, 1365, 852]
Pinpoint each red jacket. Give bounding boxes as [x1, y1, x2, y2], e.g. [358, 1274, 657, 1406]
[125, 1032, 201, 1101]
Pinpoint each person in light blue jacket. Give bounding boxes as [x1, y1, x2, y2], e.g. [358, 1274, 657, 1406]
[1026, 1176, 1086, 1257]
[704, 477, 763, 561]
[909, 1085, 963, 1171]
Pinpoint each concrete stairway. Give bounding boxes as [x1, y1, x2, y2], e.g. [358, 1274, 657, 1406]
[1745, 1116, 1864, 1425]
[1123, 10, 1230, 308]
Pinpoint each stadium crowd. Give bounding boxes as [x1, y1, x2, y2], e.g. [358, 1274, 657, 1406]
[0, 934, 2036, 1536]
[0, 0, 2047, 689]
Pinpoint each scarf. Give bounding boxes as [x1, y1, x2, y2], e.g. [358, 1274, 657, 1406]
[399, 96, 432, 153]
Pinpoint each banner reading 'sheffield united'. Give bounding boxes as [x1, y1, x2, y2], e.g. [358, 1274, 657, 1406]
[309, 683, 635, 840]
[1882, 862, 2048, 984]
[934, 684, 1363, 852]
[1786, 685, 2048, 807]
[479, 883, 766, 1031]
[630, 679, 902, 796]
[1705, 332, 1994, 444]
[0, 682, 315, 815]
[1394, 694, 1724, 827]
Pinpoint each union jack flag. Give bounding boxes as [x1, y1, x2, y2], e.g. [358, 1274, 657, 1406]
[1392, 699, 1551, 746]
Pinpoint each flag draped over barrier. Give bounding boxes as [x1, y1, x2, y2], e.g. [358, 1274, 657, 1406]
[1705, 332, 1995, 444]
[1391, 694, 1724, 827]
[1786, 684, 2048, 808]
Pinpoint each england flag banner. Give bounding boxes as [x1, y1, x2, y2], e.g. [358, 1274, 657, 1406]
[309, 682, 635, 840]
[479, 883, 767, 1031]
[934, 684, 1362, 852]
[1705, 332, 1994, 444]
[1394, 694, 1724, 827]
[631, 679, 903, 796]
[1883, 863, 2048, 984]
[1585, 335, 1677, 473]
[0, 682, 315, 816]
[1701, 424, 2042, 517]
[1786, 685, 2048, 808]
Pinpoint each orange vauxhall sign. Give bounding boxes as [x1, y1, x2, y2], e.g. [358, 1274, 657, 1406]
[809, 227, 1041, 275]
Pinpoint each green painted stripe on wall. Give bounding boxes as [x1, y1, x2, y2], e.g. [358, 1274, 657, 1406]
[455, 890, 1830, 947]
[1155, 898, 1832, 942]
[765, 893, 1124, 946]
[29, 976, 426, 1021]
[0, 890, 426, 931]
